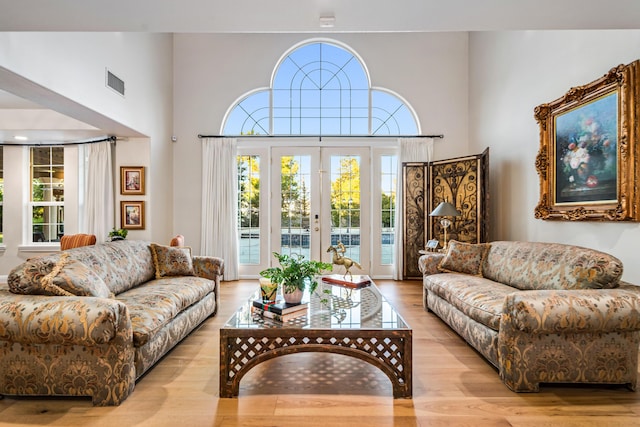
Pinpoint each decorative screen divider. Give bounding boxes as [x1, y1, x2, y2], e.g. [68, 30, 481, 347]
[402, 163, 430, 279]
[402, 148, 489, 279]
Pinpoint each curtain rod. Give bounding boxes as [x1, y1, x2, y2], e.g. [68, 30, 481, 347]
[0, 135, 116, 147]
[197, 134, 444, 140]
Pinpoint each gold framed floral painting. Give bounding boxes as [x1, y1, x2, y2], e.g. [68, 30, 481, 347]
[534, 60, 640, 221]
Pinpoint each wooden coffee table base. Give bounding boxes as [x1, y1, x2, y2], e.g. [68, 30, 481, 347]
[219, 328, 412, 398]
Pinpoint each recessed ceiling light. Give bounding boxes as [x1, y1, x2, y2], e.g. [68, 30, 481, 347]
[14, 135, 28, 141]
[319, 15, 335, 28]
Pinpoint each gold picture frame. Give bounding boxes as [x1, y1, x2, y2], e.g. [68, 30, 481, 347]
[121, 201, 145, 230]
[534, 60, 640, 221]
[120, 166, 145, 195]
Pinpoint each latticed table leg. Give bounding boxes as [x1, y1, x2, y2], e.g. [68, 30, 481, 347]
[219, 328, 412, 398]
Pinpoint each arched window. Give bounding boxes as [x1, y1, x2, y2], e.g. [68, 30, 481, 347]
[223, 40, 418, 135]
[229, 40, 419, 279]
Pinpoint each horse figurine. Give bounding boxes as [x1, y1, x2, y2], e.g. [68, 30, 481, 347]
[326, 242, 362, 280]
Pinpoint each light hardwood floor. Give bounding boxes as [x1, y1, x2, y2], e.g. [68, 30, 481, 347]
[1, 279, 640, 426]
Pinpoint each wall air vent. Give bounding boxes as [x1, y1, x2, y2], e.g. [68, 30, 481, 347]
[106, 69, 125, 96]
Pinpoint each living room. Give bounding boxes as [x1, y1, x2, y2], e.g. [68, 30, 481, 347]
[1, 1, 640, 425]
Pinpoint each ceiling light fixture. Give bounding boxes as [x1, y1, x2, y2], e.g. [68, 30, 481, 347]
[14, 135, 28, 141]
[319, 15, 335, 28]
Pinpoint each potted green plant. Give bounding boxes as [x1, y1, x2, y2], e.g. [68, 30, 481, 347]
[259, 252, 332, 304]
[108, 228, 128, 241]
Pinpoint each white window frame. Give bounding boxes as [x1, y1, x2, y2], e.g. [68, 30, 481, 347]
[371, 146, 398, 278]
[237, 138, 398, 279]
[237, 145, 270, 277]
[222, 39, 420, 137]
[223, 39, 418, 279]
[27, 146, 65, 245]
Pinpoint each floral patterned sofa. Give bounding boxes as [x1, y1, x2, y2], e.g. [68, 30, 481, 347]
[419, 240, 640, 392]
[0, 240, 223, 405]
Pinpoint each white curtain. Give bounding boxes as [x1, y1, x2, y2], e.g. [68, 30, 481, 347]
[201, 137, 239, 281]
[82, 141, 114, 243]
[393, 138, 434, 280]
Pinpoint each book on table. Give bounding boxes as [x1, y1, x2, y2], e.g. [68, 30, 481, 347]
[251, 306, 307, 322]
[252, 300, 308, 315]
[321, 274, 371, 288]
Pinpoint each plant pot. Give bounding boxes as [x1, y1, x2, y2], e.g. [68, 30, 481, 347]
[282, 288, 304, 305]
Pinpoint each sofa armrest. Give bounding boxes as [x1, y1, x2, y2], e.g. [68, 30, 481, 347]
[418, 253, 445, 275]
[192, 256, 224, 280]
[501, 288, 640, 334]
[0, 291, 131, 346]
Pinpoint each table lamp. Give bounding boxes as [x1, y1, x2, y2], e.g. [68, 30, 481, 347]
[429, 201, 461, 251]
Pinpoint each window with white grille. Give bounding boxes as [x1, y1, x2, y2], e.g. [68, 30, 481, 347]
[30, 146, 64, 243]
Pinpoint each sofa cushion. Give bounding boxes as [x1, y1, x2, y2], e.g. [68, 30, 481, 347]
[60, 233, 97, 250]
[149, 243, 194, 279]
[438, 240, 490, 276]
[116, 276, 216, 347]
[63, 240, 157, 295]
[482, 241, 623, 291]
[424, 273, 513, 331]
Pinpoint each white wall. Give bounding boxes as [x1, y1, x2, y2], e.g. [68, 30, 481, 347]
[114, 138, 153, 242]
[0, 32, 174, 275]
[173, 32, 470, 253]
[0, 33, 166, 137]
[469, 30, 640, 283]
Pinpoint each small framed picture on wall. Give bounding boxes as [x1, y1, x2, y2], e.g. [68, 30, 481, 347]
[121, 201, 145, 230]
[120, 166, 145, 195]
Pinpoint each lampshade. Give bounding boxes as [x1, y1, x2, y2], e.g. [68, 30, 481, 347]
[429, 201, 461, 217]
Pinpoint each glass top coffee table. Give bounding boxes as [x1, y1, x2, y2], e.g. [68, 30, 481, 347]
[219, 278, 412, 398]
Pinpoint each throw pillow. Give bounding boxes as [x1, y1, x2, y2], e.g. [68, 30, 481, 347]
[38, 253, 75, 296]
[51, 259, 112, 298]
[438, 240, 491, 276]
[149, 243, 194, 279]
[36, 253, 112, 298]
[8, 255, 57, 295]
[170, 234, 185, 247]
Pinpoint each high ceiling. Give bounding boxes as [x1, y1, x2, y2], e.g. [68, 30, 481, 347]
[2, 0, 640, 33]
[1, 0, 640, 144]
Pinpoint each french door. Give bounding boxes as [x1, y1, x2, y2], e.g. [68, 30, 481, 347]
[238, 143, 396, 279]
[270, 147, 370, 270]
